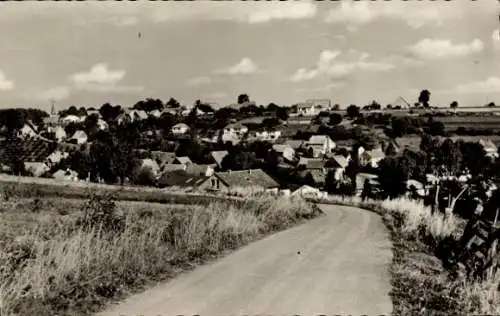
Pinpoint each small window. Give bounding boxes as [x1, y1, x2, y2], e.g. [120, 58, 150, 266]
[211, 179, 216, 187]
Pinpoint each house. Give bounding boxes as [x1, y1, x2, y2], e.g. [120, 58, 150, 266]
[272, 144, 295, 161]
[284, 140, 304, 150]
[129, 110, 148, 121]
[70, 130, 88, 144]
[53, 169, 79, 182]
[210, 150, 229, 168]
[137, 158, 161, 179]
[197, 169, 279, 193]
[175, 156, 192, 165]
[149, 151, 177, 168]
[292, 185, 328, 199]
[24, 162, 50, 177]
[149, 109, 162, 118]
[47, 126, 67, 142]
[391, 96, 411, 109]
[326, 155, 349, 181]
[296, 99, 332, 116]
[171, 123, 190, 136]
[97, 119, 109, 130]
[161, 163, 187, 173]
[306, 135, 336, 157]
[252, 129, 282, 142]
[185, 163, 215, 177]
[157, 169, 194, 188]
[45, 150, 69, 168]
[359, 148, 385, 168]
[17, 123, 37, 138]
[221, 123, 248, 144]
[60, 115, 83, 125]
[479, 139, 498, 159]
[43, 114, 60, 126]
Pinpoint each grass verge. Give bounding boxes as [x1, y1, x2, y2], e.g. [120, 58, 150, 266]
[0, 194, 322, 316]
[311, 195, 500, 315]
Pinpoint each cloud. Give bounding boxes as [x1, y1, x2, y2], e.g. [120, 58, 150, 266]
[215, 58, 259, 75]
[39, 86, 71, 101]
[408, 38, 484, 60]
[450, 77, 500, 94]
[493, 29, 500, 51]
[298, 82, 346, 93]
[186, 76, 212, 86]
[69, 63, 143, 93]
[325, 1, 461, 29]
[291, 49, 394, 82]
[0, 70, 14, 91]
[152, 2, 317, 24]
[70, 63, 125, 86]
[202, 92, 227, 99]
[109, 16, 138, 27]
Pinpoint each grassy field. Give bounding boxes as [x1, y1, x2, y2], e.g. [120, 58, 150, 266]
[314, 195, 499, 315]
[398, 135, 500, 152]
[0, 192, 321, 316]
[433, 115, 500, 131]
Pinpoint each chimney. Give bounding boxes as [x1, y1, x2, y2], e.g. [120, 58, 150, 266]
[248, 169, 252, 174]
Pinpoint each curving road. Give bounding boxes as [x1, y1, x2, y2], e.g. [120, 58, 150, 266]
[98, 204, 393, 316]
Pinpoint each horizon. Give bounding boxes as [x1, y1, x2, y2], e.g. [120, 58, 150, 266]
[0, 1, 499, 111]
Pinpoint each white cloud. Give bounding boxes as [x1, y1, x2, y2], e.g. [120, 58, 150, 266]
[0, 70, 14, 91]
[70, 63, 125, 86]
[216, 58, 259, 75]
[187, 76, 212, 86]
[203, 92, 227, 99]
[291, 49, 394, 82]
[39, 86, 71, 101]
[76, 84, 144, 93]
[408, 38, 484, 60]
[325, 1, 462, 29]
[109, 16, 138, 27]
[310, 82, 346, 92]
[493, 29, 500, 51]
[152, 2, 317, 24]
[451, 77, 500, 94]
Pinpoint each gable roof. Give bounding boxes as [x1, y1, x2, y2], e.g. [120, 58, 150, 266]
[215, 169, 279, 189]
[272, 144, 293, 153]
[308, 135, 331, 145]
[284, 140, 304, 149]
[172, 123, 190, 130]
[391, 96, 411, 108]
[331, 155, 348, 168]
[210, 150, 228, 167]
[479, 139, 497, 151]
[224, 123, 247, 130]
[185, 163, 215, 176]
[308, 169, 326, 184]
[158, 170, 193, 187]
[306, 159, 325, 170]
[363, 148, 385, 160]
[175, 156, 192, 165]
[71, 130, 87, 139]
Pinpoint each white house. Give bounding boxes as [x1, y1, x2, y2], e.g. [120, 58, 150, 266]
[47, 125, 67, 142]
[149, 109, 162, 118]
[292, 185, 327, 199]
[60, 115, 83, 125]
[306, 135, 336, 157]
[130, 110, 148, 121]
[221, 123, 248, 144]
[296, 99, 332, 116]
[272, 144, 295, 161]
[24, 162, 50, 177]
[171, 123, 190, 135]
[359, 148, 385, 168]
[253, 130, 281, 142]
[17, 123, 37, 138]
[97, 119, 109, 130]
[70, 130, 88, 144]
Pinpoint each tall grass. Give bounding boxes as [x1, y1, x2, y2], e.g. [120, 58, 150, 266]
[0, 194, 320, 316]
[315, 194, 500, 315]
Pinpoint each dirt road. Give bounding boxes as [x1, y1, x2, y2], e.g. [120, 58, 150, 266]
[98, 204, 393, 315]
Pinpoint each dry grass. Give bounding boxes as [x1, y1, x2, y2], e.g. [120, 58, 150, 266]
[0, 194, 321, 316]
[313, 194, 500, 315]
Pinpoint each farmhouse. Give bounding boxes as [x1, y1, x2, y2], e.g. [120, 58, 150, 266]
[222, 123, 248, 144]
[292, 185, 327, 199]
[70, 130, 88, 145]
[24, 162, 50, 177]
[359, 148, 385, 168]
[326, 155, 349, 181]
[251, 129, 282, 142]
[272, 144, 295, 162]
[197, 169, 279, 193]
[306, 135, 336, 157]
[17, 123, 37, 138]
[296, 99, 332, 116]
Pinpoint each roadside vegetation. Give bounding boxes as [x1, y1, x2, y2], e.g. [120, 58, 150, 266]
[316, 195, 500, 315]
[0, 191, 321, 316]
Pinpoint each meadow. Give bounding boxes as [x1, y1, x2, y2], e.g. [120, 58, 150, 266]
[0, 186, 321, 316]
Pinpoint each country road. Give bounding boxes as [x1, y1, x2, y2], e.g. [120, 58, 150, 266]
[98, 204, 393, 316]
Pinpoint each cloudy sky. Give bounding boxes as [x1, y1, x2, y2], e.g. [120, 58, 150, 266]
[0, 1, 499, 111]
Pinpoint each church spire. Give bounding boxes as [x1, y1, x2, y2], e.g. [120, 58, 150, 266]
[50, 99, 56, 115]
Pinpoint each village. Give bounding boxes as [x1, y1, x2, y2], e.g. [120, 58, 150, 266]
[1, 94, 499, 211]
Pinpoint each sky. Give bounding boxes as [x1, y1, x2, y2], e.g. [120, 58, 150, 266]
[0, 1, 499, 111]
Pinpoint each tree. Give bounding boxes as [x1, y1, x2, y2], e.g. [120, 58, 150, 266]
[450, 101, 458, 109]
[346, 105, 360, 119]
[275, 106, 289, 121]
[377, 157, 408, 199]
[237, 94, 250, 105]
[459, 141, 490, 177]
[487, 102, 496, 108]
[436, 139, 462, 176]
[391, 117, 407, 138]
[332, 104, 340, 111]
[262, 117, 280, 129]
[418, 89, 431, 108]
[329, 113, 343, 125]
[221, 150, 258, 171]
[428, 121, 445, 136]
[166, 97, 180, 108]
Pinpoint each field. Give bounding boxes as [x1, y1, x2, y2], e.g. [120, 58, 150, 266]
[0, 187, 321, 315]
[434, 115, 500, 131]
[398, 135, 500, 152]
